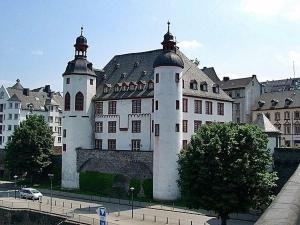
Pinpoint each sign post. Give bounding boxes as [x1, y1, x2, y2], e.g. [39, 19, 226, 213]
[96, 207, 106, 225]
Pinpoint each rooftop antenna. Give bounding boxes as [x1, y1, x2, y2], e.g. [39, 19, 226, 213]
[293, 60, 296, 78]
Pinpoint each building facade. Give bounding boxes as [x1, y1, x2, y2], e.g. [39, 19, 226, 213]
[0, 80, 63, 152]
[61, 25, 233, 200]
[252, 90, 300, 147]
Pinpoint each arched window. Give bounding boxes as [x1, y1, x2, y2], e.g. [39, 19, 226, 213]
[64, 92, 70, 111]
[75, 92, 84, 111]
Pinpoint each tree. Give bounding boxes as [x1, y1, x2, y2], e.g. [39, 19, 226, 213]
[178, 123, 277, 225]
[5, 115, 53, 179]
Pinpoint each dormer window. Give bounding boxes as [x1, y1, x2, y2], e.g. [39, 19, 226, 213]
[190, 80, 198, 90]
[122, 83, 128, 91]
[271, 99, 279, 107]
[129, 82, 136, 91]
[103, 87, 109, 94]
[200, 82, 208, 91]
[258, 100, 265, 108]
[148, 80, 154, 90]
[285, 98, 293, 107]
[114, 84, 121, 92]
[212, 84, 219, 93]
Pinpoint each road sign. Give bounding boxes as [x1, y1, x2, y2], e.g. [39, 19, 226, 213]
[96, 207, 106, 225]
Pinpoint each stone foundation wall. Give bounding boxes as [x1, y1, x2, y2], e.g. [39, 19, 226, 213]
[77, 149, 153, 180]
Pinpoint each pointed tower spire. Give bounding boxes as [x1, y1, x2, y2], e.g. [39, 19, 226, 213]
[161, 21, 176, 51]
[74, 27, 88, 58]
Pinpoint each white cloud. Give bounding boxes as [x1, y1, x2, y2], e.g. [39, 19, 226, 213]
[177, 40, 203, 50]
[241, 0, 300, 21]
[31, 50, 44, 56]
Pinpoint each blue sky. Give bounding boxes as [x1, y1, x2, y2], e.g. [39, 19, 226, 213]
[1, 0, 300, 91]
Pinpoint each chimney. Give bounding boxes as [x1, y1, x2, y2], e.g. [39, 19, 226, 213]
[223, 77, 230, 82]
[23, 88, 29, 96]
[44, 85, 51, 93]
[252, 74, 257, 79]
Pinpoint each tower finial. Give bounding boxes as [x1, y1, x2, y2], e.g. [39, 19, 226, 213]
[167, 21, 170, 33]
[81, 26, 83, 36]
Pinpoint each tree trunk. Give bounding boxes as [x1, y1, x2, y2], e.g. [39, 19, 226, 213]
[220, 214, 228, 225]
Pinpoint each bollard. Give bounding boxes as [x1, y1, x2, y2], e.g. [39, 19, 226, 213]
[178, 219, 181, 225]
[80, 203, 81, 209]
[63, 202, 64, 207]
[166, 217, 168, 224]
[142, 214, 144, 220]
[92, 218, 95, 225]
[55, 200, 56, 206]
[71, 202, 72, 208]
[154, 216, 156, 222]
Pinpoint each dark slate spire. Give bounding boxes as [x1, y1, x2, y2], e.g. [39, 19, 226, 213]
[161, 21, 176, 51]
[74, 26, 88, 59]
[11, 79, 24, 90]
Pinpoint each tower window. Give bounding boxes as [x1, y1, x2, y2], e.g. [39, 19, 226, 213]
[132, 99, 141, 113]
[175, 123, 180, 132]
[155, 100, 158, 110]
[155, 124, 160, 136]
[108, 139, 116, 150]
[90, 79, 93, 85]
[183, 98, 188, 112]
[156, 73, 159, 83]
[176, 100, 180, 110]
[63, 144, 66, 152]
[64, 92, 70, 111]
[66, 78, 70, 84]
[175, 73, 180, 83]
[183, 120, 188, 133]
[63, 129, 66, 137]
[75, 92, 84, 111]
[152, 99, 154, 112]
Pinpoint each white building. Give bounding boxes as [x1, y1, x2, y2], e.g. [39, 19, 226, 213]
[62, 24, 233, 200]
[0, 80, 63, 152]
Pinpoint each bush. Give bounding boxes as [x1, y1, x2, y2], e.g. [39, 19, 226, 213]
[142, 179, 153, 199]
[79, 171, 115, 195]
[129, 179, 141, 197]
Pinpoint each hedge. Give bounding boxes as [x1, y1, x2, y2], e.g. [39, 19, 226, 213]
[142, 179, 153, 199]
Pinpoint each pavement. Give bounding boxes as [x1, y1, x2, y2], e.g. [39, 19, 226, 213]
[0, 181, 256, 225]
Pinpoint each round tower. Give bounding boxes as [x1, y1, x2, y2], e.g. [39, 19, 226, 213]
[62, 27, 96, 189]
[153, 22, 184, 200]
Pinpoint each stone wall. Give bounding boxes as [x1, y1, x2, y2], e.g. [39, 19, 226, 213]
[77, 149, 153, 180]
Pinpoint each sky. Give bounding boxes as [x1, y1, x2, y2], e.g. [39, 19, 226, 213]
[1, 0, 300, 92]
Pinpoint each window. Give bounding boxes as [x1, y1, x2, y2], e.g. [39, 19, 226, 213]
[108, 139, 116, 150]
[155, 124, 159, 136]
[284, 124, 291, 134]
[205, 101, 213, 115]
[90, 79, 93, 85]
[8, 114, 12, 120]
[15, 103, 19, 109]
[64, 92, 70, 111]
[103, 87, 109, 94]
[66, 78, 70, 84]
[108, 121, 116, 133]
[152, 120, 154, 133]
[275, 124, 281, 131]
[182, 140, 188, 149]
[132, 99, 141, 113]
[137, 83, 144, 91]
[58, 137, 61, 143]
[176, 100, 180, 110]
[63, 144, 66, 152]
[95, 139, 102, 149]
[114, 85, 120, 92]
[183, 98, 188, 112]
[131, 139, 141, 151]
[0, 115, 3, 123]
[155, 100, 158, 110]
[235, 90, 240, 98]
[129, 83, 136, 91]
[0, 104, 3, 112]
[200, 82, 208, 91]
[175, 123, 180, 132]
[183, 120, 188, 133]
[182, 80, 185, 88]
[190, 80, 198, 90]
[132, 120, 141, 133]
[108, 101, 117, 114]
[48, 106, 53, 111]
[206, 121, 213, 125]
[275, 112, 280, 121]
[48, 116, 53, 123]
[63, 129, 66, 137]
[148, 81, 154, 90]
[265, 113, 271, 120]
[156, 73, 159, 83]
[95, 122, 103, 133]
[175, 73, 180, 83]
[8, 136, 11, 141]
[217, 103, 224, 115]
[75, 92, 84, 111]
[58, 127, 62, 136]
[194, 100, 202, 114]
[9, 103, 12, 109]
[212, 85, 219, 93]
[295, 111, 300, 120]
[152, 99, 154, 112]
[8, 125, 11, 131]
[194, 120, 202, 132]
[95, 102, 103, 115]
[14, 114, 19, 120]
[284, 111, 290, 120]
[295, 124, 300, 134]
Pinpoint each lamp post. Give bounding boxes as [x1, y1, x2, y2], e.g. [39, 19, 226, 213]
[48, 173, 54, 212]
[13, 175, 18, 199]
[130, 187, 134, 218]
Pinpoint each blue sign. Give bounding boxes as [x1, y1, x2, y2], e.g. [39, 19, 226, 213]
[96, 207, 106, 225]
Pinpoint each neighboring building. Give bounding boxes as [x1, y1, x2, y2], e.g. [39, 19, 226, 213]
[217, 75, 261, 123]
[0, 80, 63, 152]
[252, 90, 300, 147]
[262, 77, 300, 93]
[201, 67, 220, 84]
[62, 24, 233, 200]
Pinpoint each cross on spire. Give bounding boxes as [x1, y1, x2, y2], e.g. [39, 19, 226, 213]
[167, 21, 170, 33]
[81, 26, 83, 36]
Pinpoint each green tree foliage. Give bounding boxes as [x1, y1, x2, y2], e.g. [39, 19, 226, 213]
[5, 115, 53, 178]
[178, 123, 278, 225]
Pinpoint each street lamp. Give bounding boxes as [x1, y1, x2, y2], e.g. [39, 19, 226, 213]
[130, 187, 135, 218]
[48, 173, 54, 212]
[13, 175, 18, 199]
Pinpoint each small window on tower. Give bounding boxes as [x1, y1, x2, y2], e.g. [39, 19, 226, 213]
[175, 123, 180, 132]
[155, 124, 160, 136]
[63, 144, 66, 152]
[155, 100, 158, 110]
[175, 73, 180, 83]
[90, 79, 93, 85]
[66, 78, 70, 84]
[176, 100, 180, 110]
[156, 73, 159, 83]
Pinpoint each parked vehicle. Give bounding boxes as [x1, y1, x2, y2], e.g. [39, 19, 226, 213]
[19, 188, 43, 200]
